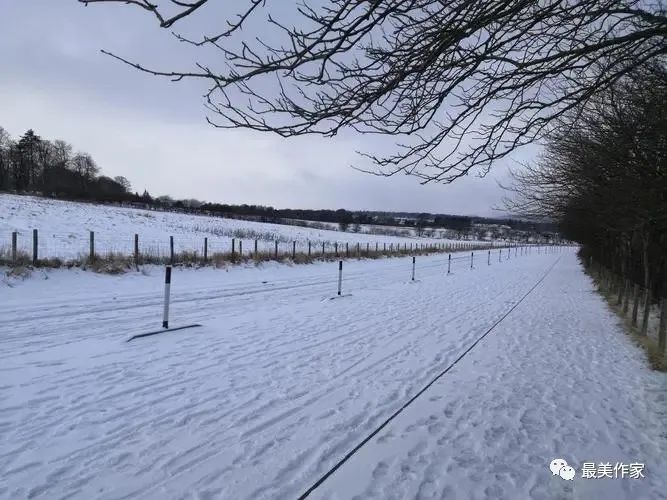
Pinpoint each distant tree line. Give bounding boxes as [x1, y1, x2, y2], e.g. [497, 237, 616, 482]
[0, 126, 553, 239]
[505, 63, 666, 297]
[194, 204, 553, 235]
[0, 127, 134, 202]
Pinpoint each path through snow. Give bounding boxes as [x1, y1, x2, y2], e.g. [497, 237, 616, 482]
[0, 250, 665, 499]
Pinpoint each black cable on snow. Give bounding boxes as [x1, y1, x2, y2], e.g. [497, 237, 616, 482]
[297, 257, 561, 499]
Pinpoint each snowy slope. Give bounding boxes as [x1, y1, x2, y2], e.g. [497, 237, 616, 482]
[0, 194, 483, 259]
[0, 249, 665, 499]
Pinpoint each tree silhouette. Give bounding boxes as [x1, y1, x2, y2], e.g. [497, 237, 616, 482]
[80, 0, 667, 183]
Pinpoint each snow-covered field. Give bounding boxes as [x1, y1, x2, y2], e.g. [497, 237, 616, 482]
[1, 248, 665, 499]
[0, 195, 486, 260]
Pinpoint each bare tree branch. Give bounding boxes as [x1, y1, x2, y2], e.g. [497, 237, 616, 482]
[80, 0, 667, 183]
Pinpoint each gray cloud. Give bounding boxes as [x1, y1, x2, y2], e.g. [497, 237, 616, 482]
[0, 0, 537, 216]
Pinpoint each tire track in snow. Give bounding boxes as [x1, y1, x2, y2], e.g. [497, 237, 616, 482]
[1, 254, 557, 499]
[0, 254, 459, 328]
[0, 253, 479, 355]
[112, 259, 559, 500]
[16, 287, 492, 481]
[297, 256, 561, 499]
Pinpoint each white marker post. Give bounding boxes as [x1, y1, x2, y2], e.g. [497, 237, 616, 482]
[127, 264, 202, 341]
[162, 265, 172, 329]
[412, 256, 416, 281]
[337, 260, 343, 296]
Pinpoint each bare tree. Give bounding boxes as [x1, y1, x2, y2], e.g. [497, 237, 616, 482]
[71, 152, 100, 182]
[114, 175, 132, 193]
[0, 127, 12, 190]
[156, 194, 175, 206]
[79, 0, 667, 183]
[503, 64, 667, 291]
[51, 140, 74, 169]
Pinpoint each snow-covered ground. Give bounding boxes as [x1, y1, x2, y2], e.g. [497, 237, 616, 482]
[1, 249, 665, 499]
[0, 195, 486, 260]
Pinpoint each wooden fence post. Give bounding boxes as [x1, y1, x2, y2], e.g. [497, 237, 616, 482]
[254, 239, 258, 257]
[239, 240, 243, 257]
[659, 297, 666, 353]
[134, 234, 139, 268]
[335, 242, 339, 256]
[204, 237, 208, 263]
[617, 275, 625, 306]
[308, 241, 311, 257]
[32, 229, 38, 265]
[605, 268, 612, 293]
[611, 271, 618, 295]
[232, 238, 236, 258]
[292, 241, 296, 259]
[274, 240, 278, 259]
[11, 231, 17, 263]
[641, 288, 651, 336]
[89, 231, 95, 262]
[632, 284, 641, 326]
[322, 242, 325, 257]
[616, 274, 623, 300]
[346, 242, 349, 257]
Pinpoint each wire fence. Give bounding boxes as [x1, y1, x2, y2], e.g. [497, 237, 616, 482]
[1, 228, 515, 268]
[585, 257, 667, 358]
[131, 245, 568, 338]
[0, 245, 558, 333]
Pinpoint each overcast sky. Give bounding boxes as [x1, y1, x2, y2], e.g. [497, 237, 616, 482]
[0, 1, 537, 217]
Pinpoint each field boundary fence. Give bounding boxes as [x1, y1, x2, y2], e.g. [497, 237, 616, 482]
[0, 228, 539, 271]
[585, 257, 667, 358]
[138, 244, 566, 335]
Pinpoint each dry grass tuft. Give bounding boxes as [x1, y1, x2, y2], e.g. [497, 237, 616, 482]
[584, 263, 666, 372]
